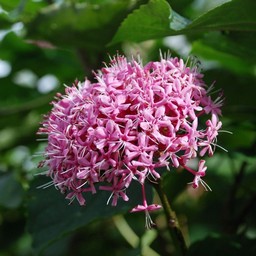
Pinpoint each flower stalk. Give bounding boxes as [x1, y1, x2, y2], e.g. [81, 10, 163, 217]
[153, 179, 187, 256]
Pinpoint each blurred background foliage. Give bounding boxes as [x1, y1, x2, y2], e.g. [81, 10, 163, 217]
[0, 0, 256, 255]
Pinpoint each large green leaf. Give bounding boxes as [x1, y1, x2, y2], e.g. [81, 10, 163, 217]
[111, 0, 256, 44]
[184, 0, 256, 33]
[111, 0, 190, 44]
[26, 1, 131, 49]
[27, 176, 153, 255]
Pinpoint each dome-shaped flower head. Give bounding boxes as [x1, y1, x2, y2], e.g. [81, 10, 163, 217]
[38, 54, 223, 220]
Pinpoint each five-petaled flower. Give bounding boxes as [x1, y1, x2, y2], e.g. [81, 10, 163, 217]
[38, 54, 223, 226]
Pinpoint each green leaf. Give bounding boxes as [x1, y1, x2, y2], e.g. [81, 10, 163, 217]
[193, 31, 256, 61]
[111, 0, 190, 44]
[0, 173, 24, 208]
[191, 35, 255, 75]
[188, 235, 256, 256]
[0, 0, 47, 22]
[0, 11, 12, 29]
[26, 1, 130, 49]
[27, 176, 152, 254]
[184, 0, 256, 33]
[111, 0, 256, 44]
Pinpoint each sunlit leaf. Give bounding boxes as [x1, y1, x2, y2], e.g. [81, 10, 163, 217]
[184, 0, 256, 33]
[112, 0, 256, 44]
[111, 0, 190, 44]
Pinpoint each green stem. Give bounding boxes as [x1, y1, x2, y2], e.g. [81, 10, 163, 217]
[153, 180, 187, 256]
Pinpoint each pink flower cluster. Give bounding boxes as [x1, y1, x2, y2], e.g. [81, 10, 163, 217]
[38, 55, 223, 214]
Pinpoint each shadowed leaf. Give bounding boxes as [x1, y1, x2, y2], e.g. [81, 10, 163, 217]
[27, 176, 152, 254]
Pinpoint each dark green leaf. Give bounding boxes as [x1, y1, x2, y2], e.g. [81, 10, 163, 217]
[0, 11, 12, 29]
[0, 32, 83, 109]
[27, 176, 152, 254]
[0, 173, 24, 208]
[191, 38, 254, 75]
[184, 0, 256, 33]
[161, 168, 190, 201]
[202, 68, 256, 124]
[188, 235, 256, 256]
[26, 1, 130, 49]
[190, 30, 256, 76]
